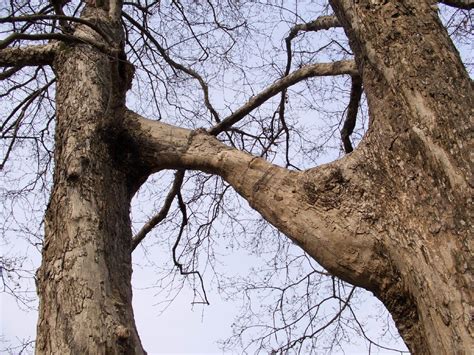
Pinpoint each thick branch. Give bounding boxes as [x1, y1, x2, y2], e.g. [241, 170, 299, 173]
[209, 60, 357, 135]
[439, 0, 474, 9]
[124, 109, 385, 291]
[0, 43, 58, 67]
[0, 32, 115, 56]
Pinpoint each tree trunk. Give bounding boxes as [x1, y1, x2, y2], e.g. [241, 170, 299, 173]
[31, 1, 472, 354]
[35, 8, 145, 354]
[328, 1, 473, 353]
[123, 1, 473, 352]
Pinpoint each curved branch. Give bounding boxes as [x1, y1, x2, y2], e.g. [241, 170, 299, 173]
[341, 75, 363, 153]
[285, 15, 341, 77]
[173, 189, 210, 305]
[131, 170, 185, 251]
[123, 109, 386, 292]
[209, 60, 357, 135]
[122, 11, 220, 123]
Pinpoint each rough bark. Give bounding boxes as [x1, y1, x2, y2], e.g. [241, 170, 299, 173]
[23, 0, 472, 354]
[121, 0, 473, 352]
[35, 6, 145, 355]
[329, 1, 473, 353]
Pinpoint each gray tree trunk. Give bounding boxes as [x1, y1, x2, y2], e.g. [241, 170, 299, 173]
[33, 1, 472, 354]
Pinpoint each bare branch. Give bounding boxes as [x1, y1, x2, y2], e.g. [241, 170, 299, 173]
[0, 14, 114, 44]
[131, 170, 185, 251]
[209, 60, 358, 135]
[0, 78, 56, 170]
[49, 0, 71, 31]
[173, 190, 210, 305]
[439, 0, 474, 9]
[122, 11, 220, 123]
[0, 66, 22, 80]
[341, 75, 363, 153]
[0, 32, 116, 57]
[0, 43, 58, 67]
[269, 15, 342, 169]
[285, 15, 341, 76]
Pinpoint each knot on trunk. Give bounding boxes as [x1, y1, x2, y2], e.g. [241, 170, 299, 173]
[115, 325, 130, 340]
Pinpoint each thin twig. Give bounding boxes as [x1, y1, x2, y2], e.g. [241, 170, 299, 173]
[173, 190, 210, 305]
[131, 170, 185, 250]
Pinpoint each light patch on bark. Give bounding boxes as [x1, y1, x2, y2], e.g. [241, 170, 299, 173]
[411, 126, 469, 191]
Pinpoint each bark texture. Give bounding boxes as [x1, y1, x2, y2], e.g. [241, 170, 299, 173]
[28, 0, 473, 354]
[35, 6, 145, 355]
[328, 1, 473, 353]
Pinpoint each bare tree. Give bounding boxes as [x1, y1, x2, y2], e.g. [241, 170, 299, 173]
[1, 0, 472, 354]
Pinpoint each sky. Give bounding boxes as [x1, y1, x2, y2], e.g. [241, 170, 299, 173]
[1, 1, 472, 354]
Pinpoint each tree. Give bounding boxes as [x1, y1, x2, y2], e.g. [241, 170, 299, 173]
[0, 0, 472, 354]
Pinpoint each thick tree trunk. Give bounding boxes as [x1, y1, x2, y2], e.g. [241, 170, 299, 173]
[328, 1, 473, 353]
[123, 1, 473, 353]
[35, 8, 145, 354]
[30, 1, 472, 354]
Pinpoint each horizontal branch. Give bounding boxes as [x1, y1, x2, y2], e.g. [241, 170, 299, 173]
[0, 42, 58, 67]
[0, 32, 118, 61]
[123, 109, 385, 291]
[0, 14, 113, 44]
[209, 60, 357, 135]
[287, 15, 341, 42]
